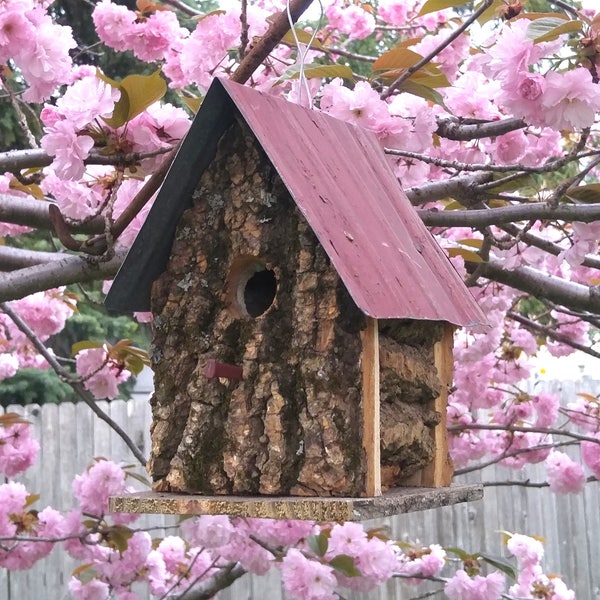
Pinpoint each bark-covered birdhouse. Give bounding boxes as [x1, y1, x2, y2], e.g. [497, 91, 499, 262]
[106, 79, 486, 520]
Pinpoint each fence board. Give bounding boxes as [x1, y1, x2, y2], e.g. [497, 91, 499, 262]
[1, 377, 600, 598]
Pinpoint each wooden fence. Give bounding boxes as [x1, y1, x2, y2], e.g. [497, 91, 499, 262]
[0, 374, 599, 599]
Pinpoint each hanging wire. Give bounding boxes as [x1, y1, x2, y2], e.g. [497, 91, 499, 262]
[285, 0, 324, 109]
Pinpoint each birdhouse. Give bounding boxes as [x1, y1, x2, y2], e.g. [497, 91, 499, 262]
[106, 78, 486, 520]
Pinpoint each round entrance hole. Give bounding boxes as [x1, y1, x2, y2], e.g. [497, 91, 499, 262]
[228, 258, 278, 318]
[243, 267, 277, 317]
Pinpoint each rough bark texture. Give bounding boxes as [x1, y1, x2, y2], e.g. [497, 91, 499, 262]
[149, 116, 365, 496]
[378, 321, 445, 487]
[147, 115, 446, 497]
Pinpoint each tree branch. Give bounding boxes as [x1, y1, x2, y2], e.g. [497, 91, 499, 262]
[0, 249, 127, 303]
[0, 246, 71, 271]
[176, 563, 246, 600]
[418, 202, 600, 228]
[386, 147, 599, 174]
[404, 172, 493, 206]
[449, 423, 600, 444]
[498, 223, 600, 271]
[435, 117, 527, 141]
[507, 311, 600, 359]
[0, 147, 173, 174]
[231, 0, 314, 84]
[0, 302, 147, 466]
[466, 258, 600, 313]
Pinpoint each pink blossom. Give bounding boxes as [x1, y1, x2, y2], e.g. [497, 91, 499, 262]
[566, 395, 600, 432]
[14, 11, 76, 102]
[497, 71, 546, 124]
[127, 10, 187, 62]
[444, 71, 501, 120]
[55, 76, 120, 130]
[40, 120, 94, 181]
[41, 172, 106, 220]
[355, 537, 399, 583]
[326, 3, 375, 40]
[179, 11, 241, 89]
[444, 569, 505, 600]
[507, 533, 544, 568]
[71, 580, 109, 600]
[246, 518, 315, 547]
[72, 460, 128, 517]
[378, 0, 409, 26]
[559, 221, 600, 266]
[540, 68, 600, 131]
[321, 80, 393, 134]
[510, 572, 575, 600]
[545, 451, 586, 494]
[0, 423, 40, 477]
[75, 347, 131, 399]
[281, 548, 338, 600]
[327, 521, 367, 555]
[0, 354, 19, 381]
[531, 393, 559, 428]
[92, 0, 138, 52]
[181, 515, 234, 548]
[413, 32, 469, 83]
[398, 543, 446, 579]
[581, 436, 600, 478]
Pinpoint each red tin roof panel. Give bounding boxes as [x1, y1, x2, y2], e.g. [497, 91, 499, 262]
[221, 79, 485, 326]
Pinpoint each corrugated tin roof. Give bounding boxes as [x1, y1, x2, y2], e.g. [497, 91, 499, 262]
[106, 78, 485, 326]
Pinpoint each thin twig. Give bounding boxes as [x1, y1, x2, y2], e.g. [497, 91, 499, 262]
[380, 0, 494, 100]
[0, 302, 147, 466]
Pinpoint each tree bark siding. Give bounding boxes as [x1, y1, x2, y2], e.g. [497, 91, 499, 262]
[148, 115, 447, 496]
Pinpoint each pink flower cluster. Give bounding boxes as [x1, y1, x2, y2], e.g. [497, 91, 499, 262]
[485, 20, 600, 130]
[444, 569, 505, 600]
[0, 422, 39, 477]
[0, 481, 66, 570]
[507, 533, 574, 599]
[0, 290, 75, 379]
[75, 347, 131, 399]
[0, 0, 76, 101]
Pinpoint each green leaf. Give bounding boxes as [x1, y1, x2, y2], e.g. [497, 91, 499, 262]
[307, 533, 329, 557]
[566, 183, 600, 203]
[457, 238, 484, 249]
[274, 63, 353, 85]
[282, 28, 325, 51]
[329, 554, 362, 577]
[398, 80, 448, 109]
[526, 17, 582, 43]
[418, 0, 468, 17]
[447, 248, 484, 263]
[179, 94, 203, 114]
[25, 493, 40, 508]
[106, 525, 134, 554]
[373, 47, 423, 72]
[103, 70, 167, 129]
[479, 552, 518, 580]
[445, 547, 475, 561]
[443, 200, 465, 210]
[71, 339, 102, 356]
[0, 412, 31, 427]
[475, 0, 503, 25]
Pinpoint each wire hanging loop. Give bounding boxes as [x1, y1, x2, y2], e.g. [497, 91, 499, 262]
[285, 0, 323, 109]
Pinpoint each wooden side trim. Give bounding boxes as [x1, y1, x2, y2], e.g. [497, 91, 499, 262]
[422, 322, 455, 487]
[361, 317, 381, 496]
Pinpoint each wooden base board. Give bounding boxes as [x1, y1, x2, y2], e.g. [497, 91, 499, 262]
[109, 484, 483, 521]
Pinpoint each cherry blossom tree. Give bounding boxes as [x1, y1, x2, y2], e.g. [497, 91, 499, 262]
[0, 0, 598, 598]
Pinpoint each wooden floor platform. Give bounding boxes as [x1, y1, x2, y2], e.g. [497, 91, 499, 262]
[109, 484, 483, 521]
